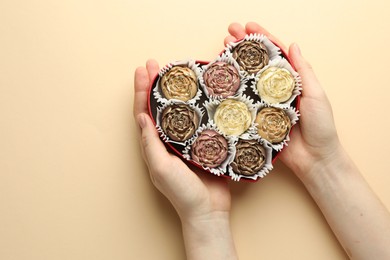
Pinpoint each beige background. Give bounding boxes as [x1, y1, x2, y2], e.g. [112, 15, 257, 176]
[1, 0, 390, 259]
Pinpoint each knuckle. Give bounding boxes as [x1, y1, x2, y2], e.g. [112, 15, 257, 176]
[305, 60, 313, 70]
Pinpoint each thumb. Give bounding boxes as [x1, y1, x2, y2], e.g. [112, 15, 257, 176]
[137, 113, 169, 167]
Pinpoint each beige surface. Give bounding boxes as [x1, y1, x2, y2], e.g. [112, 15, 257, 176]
[1, 0, 390, 259]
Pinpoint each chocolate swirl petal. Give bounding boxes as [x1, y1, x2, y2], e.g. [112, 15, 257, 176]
[257, 67, 294, 104]
[214, 99, 252, 136]
[160, 66, 198, 101]
[203, 62, 240, 98]
[191, 130, 228, 168]
[233, 41, 269, 74]
[231, 140, 266, 176]
[255, 107, 291, 143]
[162, 104, 199, 141]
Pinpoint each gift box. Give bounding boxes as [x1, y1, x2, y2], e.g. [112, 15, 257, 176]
[148, 34, 301, 182]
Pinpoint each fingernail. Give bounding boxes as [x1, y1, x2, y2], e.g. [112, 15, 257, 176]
[137, 114, 147, 129]
[294, 43, 301, 56]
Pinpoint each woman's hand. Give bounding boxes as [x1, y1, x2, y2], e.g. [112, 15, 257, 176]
[225, 22, 342, 182]
[133, 60, 237, 259]
[225, 22, 390, 259]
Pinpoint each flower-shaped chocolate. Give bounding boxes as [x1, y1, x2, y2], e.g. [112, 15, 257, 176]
[161, 104, 199, 142]
[191, 130, 228, 168]
[257, 67, 294, 104]
[150, 33, 302, 181]
[160, 66, 198, 101]
[255, 107, 291, 143]
[233, 41, 269, 74]
[203, 61, 240, 98]
[214, 99, 252, 136]
[231, 139, 266, 176]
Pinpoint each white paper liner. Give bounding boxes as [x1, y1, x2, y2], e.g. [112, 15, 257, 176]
[253, 102, 300, 151]
[149, 34, 302, 182]
[155, 100, 204, 146]
[224, 34, 281, 78]
[199, 54, 249, 99]
[204, 94, 258, 142]
[152, 60, 203, 105]
[182, 123, 235, 176]
[251, 57, 302, 107]
[228, 137, 273, 181]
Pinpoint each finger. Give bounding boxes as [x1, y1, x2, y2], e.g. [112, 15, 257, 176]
[278, 124, 303, 169]
[288, 43, 323, 99]
[137, 113, 169, 167]
[228, 22, 246, 40]
[245, 22, 288, 54]
[146, 59, 160, 84]
[245, 21, 271, 35]
[133, 66, 150, 117]
[224, 35, 237, 46]
[138, 113, 203, 193]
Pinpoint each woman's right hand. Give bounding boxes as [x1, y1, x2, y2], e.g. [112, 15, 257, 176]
[225, 23, 390, 260]
[225, 22, 342, 181]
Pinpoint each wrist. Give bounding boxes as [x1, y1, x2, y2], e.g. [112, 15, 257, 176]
[181, 210, 230, 230]
[181, 211, 231, 243]
[299, 143, 356, 188]
[181, 211, 238, 260]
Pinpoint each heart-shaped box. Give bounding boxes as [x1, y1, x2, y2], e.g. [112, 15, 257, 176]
[148, 34, 301, 182]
